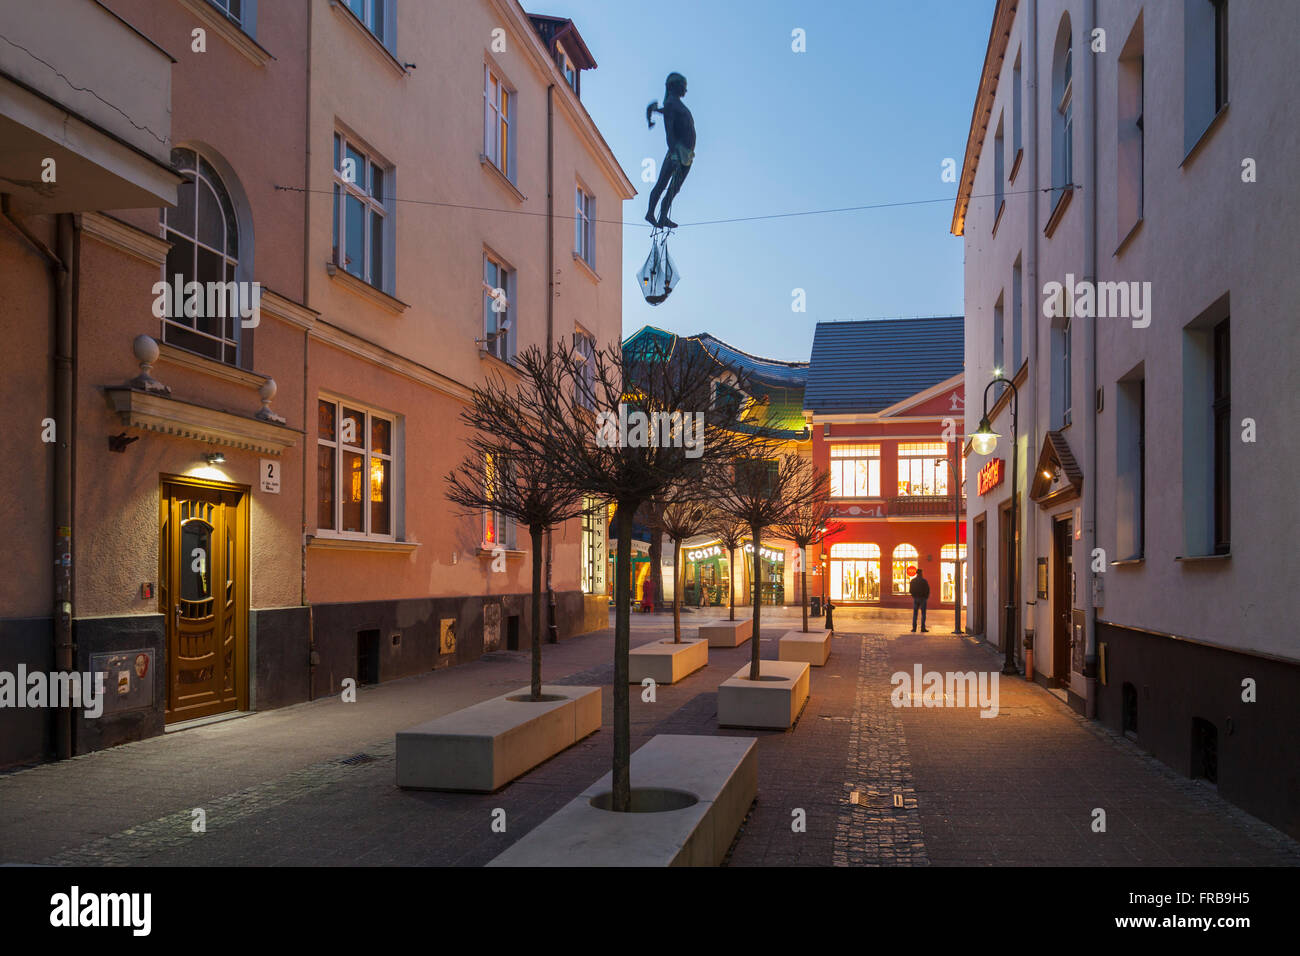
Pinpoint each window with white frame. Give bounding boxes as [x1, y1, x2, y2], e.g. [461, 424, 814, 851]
[573, 328, 596, 410]
[482, 253, 514, 361]
[207, 0, 251, 32]
[556, 42, 578, 92]
[993, 115, 1005, 219]
[1012, 51, 1023, 160]
[483, 453, 517, 550]
[317, 397, 396, 538]
[332, 133, 389, 291]
[892, 544, 919, 595]
[346, 0, 387, 44]
[1051, 18, 1074, 208]
[160, 146, 243, 366]
[484, 65, 514, 180]
[896, 442, 950, 497]
[829, 444, 880, 498]
[575, 184, 595, 267]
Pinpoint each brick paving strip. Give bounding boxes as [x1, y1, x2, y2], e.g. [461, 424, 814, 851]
[831, 635, 929, 866]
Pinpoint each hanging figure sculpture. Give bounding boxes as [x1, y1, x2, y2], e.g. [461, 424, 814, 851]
[645, 72, 695, 229]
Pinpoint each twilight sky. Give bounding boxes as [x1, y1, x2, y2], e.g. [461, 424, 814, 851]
[547, 0, 995, 361]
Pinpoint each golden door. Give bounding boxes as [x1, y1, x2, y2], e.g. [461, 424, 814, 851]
[160, 478, 248, 722]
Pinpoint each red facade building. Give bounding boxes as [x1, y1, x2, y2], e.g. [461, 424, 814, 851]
[804, 319, 966, 614]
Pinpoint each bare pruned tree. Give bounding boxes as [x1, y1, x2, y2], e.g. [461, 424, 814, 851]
[445, 357, 586, 702]
[660, 487, 711, 642]
[713, 451, 827, 680]
[507, 335, 754, 811]
[708, 513, 748, 622]
[775, 482, 840, 633]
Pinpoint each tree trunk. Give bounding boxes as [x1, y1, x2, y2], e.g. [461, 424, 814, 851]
[530, 524, 544, 700]
[727, 545, 736, 621]
[648, 526, 663, 612]
[749, 528, 763, 681]
[801, 545, 809, 633]
[613, 505, 633, 812]
[672, 538, 682, 642]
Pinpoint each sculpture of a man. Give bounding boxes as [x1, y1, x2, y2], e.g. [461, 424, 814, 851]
[645, 72, 695, 229]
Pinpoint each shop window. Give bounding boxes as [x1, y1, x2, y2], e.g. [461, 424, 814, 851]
[829, 444, 880, 498]
[941, 543, 967, 607]
[828, 542, 880, 602]
[892, 543, 919, 595]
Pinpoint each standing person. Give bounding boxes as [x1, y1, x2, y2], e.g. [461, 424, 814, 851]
[909, 567, 931, 632]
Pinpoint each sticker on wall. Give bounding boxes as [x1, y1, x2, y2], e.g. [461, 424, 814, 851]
[90, 649, 154, 715]
[439, 618, 457, 655]
[483, 604, 501, 653]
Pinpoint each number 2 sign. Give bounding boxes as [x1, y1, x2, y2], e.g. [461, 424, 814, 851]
[260, 458, 280, 494]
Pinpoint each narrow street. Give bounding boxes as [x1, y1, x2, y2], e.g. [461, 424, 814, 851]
[4, 611, 1294, 868]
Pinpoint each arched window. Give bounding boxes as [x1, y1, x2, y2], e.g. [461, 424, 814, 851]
[160, 146, 244, 365]
[829, 543, 880, 602]
[892, 544, 919, 594]
[1051, 15, 1074, 207]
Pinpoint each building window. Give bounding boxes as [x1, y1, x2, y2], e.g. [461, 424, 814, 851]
[1063, 320, 1073, 426]
[317, 398, 395, 538]
[1012, 257, 1023, 372]
[580, 497, 606, 594]
[207, 0, 246, 30]
[1212, 319, 1230, 553]
[160, 147, 243, 366]
[573, 328, 596, 410]
[1051, 16, 1074, 209]
[482, 253, 514, 361]
[484, 65, 515, 180]
[829, 444, 881, 498]
[556, 42, 578, 92]
[332, 133, 389, 292]
[1012, 51, 1023, 160]
[892, 544, 919, 595]
[993, 293, 1005, 380]
[1184, 0, 1228, 153]
[483, 453, 517, 550]
[941, 543, 967, 607]
[896, 443, 949, 497]
[993, 116, 1005, 221]
[575, 184, 595, 267]
[1118, 19, 1145, 242]
[1117, 372, 1146, 559]
[829, 542, 880, 602]
[346, 0, 386, 43]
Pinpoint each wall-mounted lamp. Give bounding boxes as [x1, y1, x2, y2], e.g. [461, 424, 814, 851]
[205, 452, 226, 466]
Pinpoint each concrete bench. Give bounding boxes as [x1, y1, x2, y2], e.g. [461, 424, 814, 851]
[628, 637, 708, 685]
[396, 684, 601, 792]
[778, 628, 833, 666]
[488, 734, 757, 867]
[699, 618, 752, 647]
[717, 660, 810, 730]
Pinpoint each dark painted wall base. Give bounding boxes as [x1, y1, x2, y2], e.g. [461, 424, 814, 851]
[72, 614, 166, 757]
[0, 617, 55, 768]
[1097, 622, 1300, 840]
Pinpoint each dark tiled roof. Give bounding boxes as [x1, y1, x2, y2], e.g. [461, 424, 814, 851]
[803, 317, 965, 414]
[622, 326, 810, 439]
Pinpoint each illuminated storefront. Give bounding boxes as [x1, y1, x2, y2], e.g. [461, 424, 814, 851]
[743, 541, 786, 606]
[683, 543, 728, 607]
[940, 543, 967, 608]
[829, 542, 881, 602]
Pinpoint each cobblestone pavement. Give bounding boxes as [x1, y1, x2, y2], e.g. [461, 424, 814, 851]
[2, 609, 1296, 866]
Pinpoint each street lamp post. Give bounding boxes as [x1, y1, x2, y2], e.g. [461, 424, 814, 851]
[935, 455, 963, 635]
[971, 376, 1020, 676]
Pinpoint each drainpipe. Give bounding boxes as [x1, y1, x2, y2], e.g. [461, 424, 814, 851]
[1082, 0, 1100, 718]
[302, 0, 315, 686]
[3, 197, 74, 758]
[545, 83, 559, 643]
[1024, 0, 1040, 675]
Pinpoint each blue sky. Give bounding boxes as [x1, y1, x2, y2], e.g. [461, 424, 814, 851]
[549, 0, 995, 361]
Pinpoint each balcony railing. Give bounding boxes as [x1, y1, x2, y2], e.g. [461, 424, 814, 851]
[887, 494, 964, 517]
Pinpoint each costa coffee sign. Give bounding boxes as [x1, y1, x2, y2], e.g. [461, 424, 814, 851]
[977, 458, 1005, 496]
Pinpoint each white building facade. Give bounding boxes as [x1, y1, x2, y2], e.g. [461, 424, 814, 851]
[954, 0, 1300, 838]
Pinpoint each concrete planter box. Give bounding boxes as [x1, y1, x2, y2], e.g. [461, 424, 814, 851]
[396, 684, 601, 792]
[778, 628, 833, 667]
[717, 660, 810, 730]
[699, 618, 753, 647]
[629, 638, 708, 685]
[488, 734, 757, 867]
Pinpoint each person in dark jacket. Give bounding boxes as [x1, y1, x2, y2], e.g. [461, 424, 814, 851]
[909, 568, 930, 632]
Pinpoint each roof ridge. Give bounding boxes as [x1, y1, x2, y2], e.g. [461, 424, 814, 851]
[690, 332, 810, 368]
